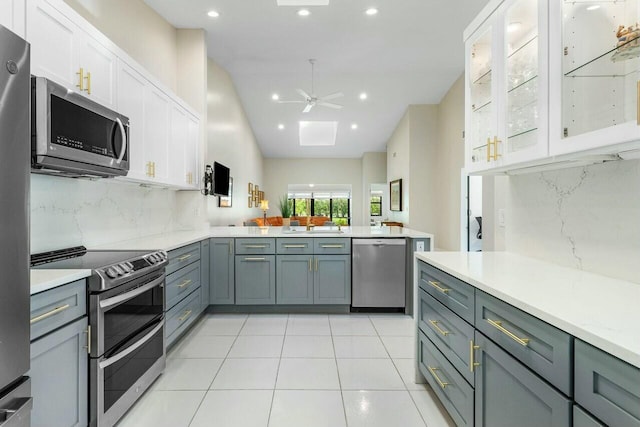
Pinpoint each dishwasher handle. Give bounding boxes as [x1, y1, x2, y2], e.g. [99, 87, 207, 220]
[352, 239, 406, 246]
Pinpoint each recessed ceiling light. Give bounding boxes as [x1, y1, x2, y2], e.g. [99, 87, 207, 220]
[586, 4, 600, 10]
[365, 8, 378, 16]
[359, 92, 368, 100]
[309, 184, 315, 188]
[278, 124, 285, 130]
[507, 22, 521, 33]
[298, 9, 310, 16]
[207, 10, 220, 18]
[351, 123, 358, 130]
[272, 93, 280, 101]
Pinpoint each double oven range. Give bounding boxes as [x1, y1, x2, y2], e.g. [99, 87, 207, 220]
[32, 247, 168, 427]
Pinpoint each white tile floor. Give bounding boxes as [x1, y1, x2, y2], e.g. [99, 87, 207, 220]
[116, 313, 455, 427]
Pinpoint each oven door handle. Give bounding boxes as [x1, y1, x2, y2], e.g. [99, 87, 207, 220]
[115, 117, 127, 164]
[99, 319, 164, 369]
[99, 274, 164, 310]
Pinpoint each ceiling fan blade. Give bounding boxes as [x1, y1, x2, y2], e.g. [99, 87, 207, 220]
[320, 92, 344, 101]
[317, 101, 343, 109]
[302, 103, 314, 113]
[296, 88, 312, 100]
[277, 100, 306, 104]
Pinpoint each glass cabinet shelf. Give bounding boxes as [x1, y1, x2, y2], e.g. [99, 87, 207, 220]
[565, 39, 640, 77]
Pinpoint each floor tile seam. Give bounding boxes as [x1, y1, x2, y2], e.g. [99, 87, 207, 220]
[267, 314, 290, 427]
[406, 389, 430, 427]
[185, 389, 209, 427]
[328, 319, 350, 427]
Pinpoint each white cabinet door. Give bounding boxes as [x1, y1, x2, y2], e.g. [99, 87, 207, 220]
[169, 104, 188, 186]
[0, 0, 26, 36]
[77, 35, 117, 109]
[117, 60, 147, 181]
[26, 0, 79, 90]
[186, 115, 200, 189]
[549, 0, 640, 156]
[144, 85, 170, 183]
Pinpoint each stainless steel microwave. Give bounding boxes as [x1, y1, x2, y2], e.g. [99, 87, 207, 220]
[31, 76, 130, 178]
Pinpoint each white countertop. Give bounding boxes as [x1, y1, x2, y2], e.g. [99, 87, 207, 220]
[30, 269, 92, 295]
[415, 251, 640, 368]
[91, 226, 434, 251]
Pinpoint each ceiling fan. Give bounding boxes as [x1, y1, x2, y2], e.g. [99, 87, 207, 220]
[277, 59, 344, 113]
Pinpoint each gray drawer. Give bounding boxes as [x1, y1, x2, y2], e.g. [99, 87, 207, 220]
[418, 261, 474, 324]
[167, 243, 201, 275]
[575, 340, 640, 427]
[574, 405, 605, 427]
[418, 330, 474, 427]
[31, 279, 87, 341]
[313, 238, 350, 255]
[276, 238, 314, 254]
[166, 287, 201, 345]
[166, 262, 201, 310]
[418, 288, 475, 386]
[235, 238, 276, 255]
[475, 291, 573, 397]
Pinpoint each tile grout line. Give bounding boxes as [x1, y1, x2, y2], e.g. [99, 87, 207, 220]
[328, 315, 350, 427]
[266, 313, 290, 427]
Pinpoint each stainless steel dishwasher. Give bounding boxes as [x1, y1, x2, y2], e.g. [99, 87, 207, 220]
[352, 239, 406, 309]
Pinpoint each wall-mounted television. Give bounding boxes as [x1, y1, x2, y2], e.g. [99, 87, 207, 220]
[213, 161, 230, 196]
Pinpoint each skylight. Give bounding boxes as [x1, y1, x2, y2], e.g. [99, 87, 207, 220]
[299, 121, 338, 146]
[276, 0, 329, 5]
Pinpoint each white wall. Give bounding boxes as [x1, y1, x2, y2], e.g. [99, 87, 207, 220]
[386, 111, 411, 226]
[263, 158, 364, 225]
[361, 152, 387, 225]
[205, 59, 264, 226]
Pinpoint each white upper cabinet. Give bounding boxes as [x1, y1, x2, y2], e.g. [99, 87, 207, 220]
[0, 0, 26, 36]
[116, 61, 147, 182]
[144, 84, 170, 184]
[26, 0, 117, 109]
[465, 0, 549, 173]
[185, 115, 200, 189]
[169, 104, 188, 186]
[549, 0, 640, 156]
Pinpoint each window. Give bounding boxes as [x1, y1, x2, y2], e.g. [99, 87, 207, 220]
[370, 195, 382, 216]
[288, 190, 351, 225]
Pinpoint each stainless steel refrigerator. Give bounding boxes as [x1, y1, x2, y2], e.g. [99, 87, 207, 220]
[0, 24, 33, 427]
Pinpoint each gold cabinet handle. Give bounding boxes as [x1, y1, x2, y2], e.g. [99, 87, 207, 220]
[428, 319, 450, 336]
[76, 67, 84, 91]
[486, 137, 492, 162]
[423, 279, 450, 294]
[427, 366, 450, 389]
[315, 258, 319, 271]
[492, 136, 502, 161]
[469, 340, 480, 372]
[84, 325, 91, 354]
[229, 241, 233, 255]
[244, 244, 267, 248]
[487, 318, 530, 346]
[320, 244, 344, 248]
[30, 304, 70, 324]
[178, 254, 192, 261]
[309, 257, 312, 271]
[85, 71, 91, 94]
[178, 309, 192, 322]
[146, 162, 152, 177]
[152, 162, 156, 177]
[244, 257, 266, 261]
[284, 244, 307, 248]
[177, 279, 192, 289]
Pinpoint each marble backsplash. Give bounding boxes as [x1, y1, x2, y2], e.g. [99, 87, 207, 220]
[30, 174, 206, 253]
[506, 159, 640, 283]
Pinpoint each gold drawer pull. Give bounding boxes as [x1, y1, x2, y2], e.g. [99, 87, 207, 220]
[309, 258, 312, 272]
[178, 254, 192, 261]
[469, 340, 480, 372]
[424, 279, 450, 294]
[178, 309, 193, 322]
[244, 244, 267, 248]
[284, 244, 307, 248]
[427, 366, 450, 389]
[428, 320, 450, 336]
[487, 318, 530, 346]
[320, 244, 344, 248]
[84, 326, 91, 354]
[177, 279, 192, 289]
[30, 304, 71, 324]
[245, 257, 266, 261]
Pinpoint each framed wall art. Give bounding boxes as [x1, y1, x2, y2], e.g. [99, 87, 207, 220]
[390, 179, 402, 211]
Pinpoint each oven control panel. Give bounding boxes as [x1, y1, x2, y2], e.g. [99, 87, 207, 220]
[102, 251, 167, 279]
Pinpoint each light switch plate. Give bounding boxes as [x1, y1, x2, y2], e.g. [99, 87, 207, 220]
[416, 241, 425, 251]
[498, 209, 506, 227]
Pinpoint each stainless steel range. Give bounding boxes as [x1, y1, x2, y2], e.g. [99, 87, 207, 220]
[32, 247, 168, 427]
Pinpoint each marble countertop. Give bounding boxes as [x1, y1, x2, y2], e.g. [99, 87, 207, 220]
[91, 226, 434, 251]
[30, 269, 92, 295]
[415, 251, 640, 368]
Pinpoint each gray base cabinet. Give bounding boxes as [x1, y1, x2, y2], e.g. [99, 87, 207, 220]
[200, 239, 210, 311]
[474, 333, 571, 427]
[314, 255, 351, 304]
[276, 255, 314, 304]
[235, 255, 276, 304]
[30, 317, 88, 427]
[210, 238, 235, 304]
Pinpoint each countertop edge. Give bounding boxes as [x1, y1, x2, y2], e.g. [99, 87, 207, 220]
[30, 269, 92, 295]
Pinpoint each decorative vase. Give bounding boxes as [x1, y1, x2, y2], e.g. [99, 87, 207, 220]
[282, 218, 291, 230]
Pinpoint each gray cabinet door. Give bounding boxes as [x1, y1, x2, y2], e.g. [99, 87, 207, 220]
[30, 317, 88, 427]
[474, 332, 571, 427]
[235, 255, 276, 305]
[210, 238, 235, 304]
[200, 239, 210, 312]
[276, 255, 314, 304]
[314, 255, 351, 304]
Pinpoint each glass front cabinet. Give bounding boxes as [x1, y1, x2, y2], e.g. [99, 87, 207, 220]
[465, 0, 549, 173]
[550, 0, 640, 156]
